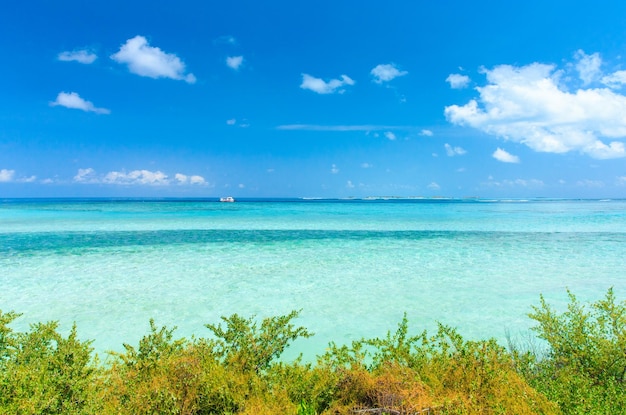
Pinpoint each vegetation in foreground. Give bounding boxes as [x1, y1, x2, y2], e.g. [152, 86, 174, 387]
[2, 289, 626, 414]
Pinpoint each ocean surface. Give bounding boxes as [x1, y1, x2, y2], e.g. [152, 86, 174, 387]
[1, 198, 625, 359]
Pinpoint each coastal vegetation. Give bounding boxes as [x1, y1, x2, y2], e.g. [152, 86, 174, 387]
[1, 289, 626, 414]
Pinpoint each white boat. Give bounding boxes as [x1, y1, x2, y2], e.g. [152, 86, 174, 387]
[219, 196, 235, 202]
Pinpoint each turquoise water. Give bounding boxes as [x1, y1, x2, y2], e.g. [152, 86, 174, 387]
[1, 198, 625, 359]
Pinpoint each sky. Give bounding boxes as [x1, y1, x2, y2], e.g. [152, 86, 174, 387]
[2, 0, 626, 198]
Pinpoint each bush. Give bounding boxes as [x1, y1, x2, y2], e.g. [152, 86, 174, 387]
[524, 288, 626, 414]
[0, 311, 99, 415]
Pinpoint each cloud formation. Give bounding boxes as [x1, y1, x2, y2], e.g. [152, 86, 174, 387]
[492, 148, 520, 163]
[58, 49, 97, 64]
[276, 124, 411, 131]
[50, 92, 110, 114]
[74, 168, 98, 183]
[111, 35, 196, 83]
[419, 129, 434, 136]
[73, 168, 206, 186]
[300, 73, 354, 94]
[446, 73, 470, 89]
[384, 131, 397, 141]
[445, 58, 626, 159]
[575, 50, 601, 85]
[0, 169, 15, 182]
[226, 56, 243, 70]
[444, 143, 466, 156]
[370, 63, 408, 83]
[0, 169, 36, 183]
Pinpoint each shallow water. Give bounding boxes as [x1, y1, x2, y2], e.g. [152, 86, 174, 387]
[1, 198, 625, 359]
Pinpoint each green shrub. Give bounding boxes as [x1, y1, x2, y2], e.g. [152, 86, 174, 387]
[0, 311, 99, 415]
[525, 288, 626, 414]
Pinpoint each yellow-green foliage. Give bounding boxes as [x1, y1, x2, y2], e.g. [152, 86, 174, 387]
[522, 288, 626, 414]
[2, 290, 626, 414]
[0, 311, 99, 415]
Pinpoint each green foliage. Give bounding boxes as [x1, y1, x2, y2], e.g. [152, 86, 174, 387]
[205, 309, 312, 373]
[525, 287, 626, 414]
[322, 317, 557, 414]
[4, 292, 626, 414]
[0, 313, 99, 415]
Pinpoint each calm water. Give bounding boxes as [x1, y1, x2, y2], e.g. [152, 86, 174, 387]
[1, 198, 625, 359]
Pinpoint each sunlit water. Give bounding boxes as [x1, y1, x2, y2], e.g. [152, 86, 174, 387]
[1, 198, 625, 360]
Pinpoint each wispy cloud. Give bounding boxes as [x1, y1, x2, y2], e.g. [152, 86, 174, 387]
[445, 55, 626, 159]
[276, 124, 411, 131]
[419, 129, 434, 136]
[427, 182, 441, 190]
[492, 148, 520, 163]
[111, 35, 196, 83]
[444, 143, 467, 156]
[484, 177, 544, 188]
[300, 73, 355, 94]
[226, 55, 243, 70]
[58, 49, 97, 64]
[330, 164, 339, 174]
[575, 50, 602, 85]
[73, 168, 98, 183]
[446, 73, 470, 89]
[384, 131, 397, 141]
[370, 63, 408, 84]
[576, 179, 605, 188]
[50, 92, 110, 114]
[214, 35, 237, 46]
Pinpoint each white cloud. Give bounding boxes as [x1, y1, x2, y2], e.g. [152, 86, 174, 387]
[300, 73, 355, 94]
[370, 63, 408, 84]
[346, 180, 355, 188]
[86, 169, 207, 186]
[276, 124, 410, 131]
[226, 118, 236, 125]
[0, 169, 36, 183]
[576, 179, 605, 188]
[0, 169, 15, 182]
[58, 49, 97, 64]
[444, 143, 466, 156]
[492, 148, 520, 163]
[427, 182, 441, 190]
[50, 92, 110, 114]
[384, 131, 397, 141]
[103, 170, 169, 185]
[446, 73, 470, 89]
[601, 71, 626, 89]
[444, 61, 626, 159]
[361, 162, 373, 168]
[575, 50, 602, 85]
[173, 173, 206, 185]
[111, 35, 196, 83]
[419, 129, 434, 136]
[616, 176, 626, 185]
[485, 178, 544, 188]
[330, 164, 339, 174]
[74, 168, 98, 183]
[226, 56, 243, 70]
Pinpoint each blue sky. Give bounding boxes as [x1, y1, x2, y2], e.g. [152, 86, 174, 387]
[2, 0, 626, 198]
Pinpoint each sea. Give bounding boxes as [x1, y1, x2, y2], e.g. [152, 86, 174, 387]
[1, 198, 625, 360]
